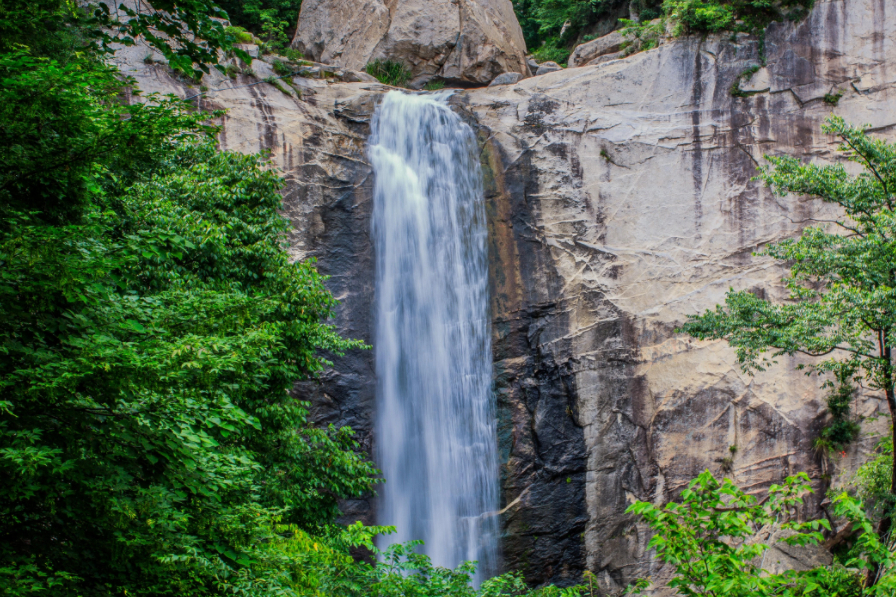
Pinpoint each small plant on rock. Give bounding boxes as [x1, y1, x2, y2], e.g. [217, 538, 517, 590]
[825, 90, 844, 106]
[365, 59, 412, 88]
[272, 59, 294, 77]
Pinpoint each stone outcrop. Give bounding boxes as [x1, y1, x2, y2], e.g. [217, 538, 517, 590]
[568, 30, 626, 67]
[117, 0, 896, 593]
[291, 0, 530, 87]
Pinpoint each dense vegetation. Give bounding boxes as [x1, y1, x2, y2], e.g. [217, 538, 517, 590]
[211, 0, 302, 54]
[627, 471, 896, 595]
[513, 0, 816, 64]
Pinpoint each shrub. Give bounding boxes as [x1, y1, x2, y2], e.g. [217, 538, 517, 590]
[365, 59, 412, 88]
[531, 37, 571, 65]
[425, 80, 446, 91]
[225, 25, 254, 44]
[272, 58, 294, 76]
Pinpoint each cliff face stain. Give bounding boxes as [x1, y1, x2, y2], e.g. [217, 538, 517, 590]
[691, 44, 704, 240]
[476, 122, 588, 588]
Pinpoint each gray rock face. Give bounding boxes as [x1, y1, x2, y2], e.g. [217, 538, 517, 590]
[535, 61, 562, 76]
[568, 30, 626, 67]
[116, 0, 896, 592]
[462, 0, 896, 590]
[291, 0, 530, 86]
[490, 72, 524, 86]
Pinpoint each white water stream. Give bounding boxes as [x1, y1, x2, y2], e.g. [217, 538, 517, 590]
[370, 91, 499, 579]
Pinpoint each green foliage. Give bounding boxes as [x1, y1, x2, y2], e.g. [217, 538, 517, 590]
[215, 0, 303, 50]
[627, 471, 896, 596]
[225, 24, 255, 43]
[855, 431, 895, 522]
[531, 37, 572, 65]
[513, 0, 630, 60]
[681, 118, 896, 530]
[0, 13, 379, 590]
[730, 65, 761, 97]
[663, 0, 735, 35]
[825, 90, 845, 106]
[815, 364, 862, 452]
[425, 80, 447, 91]
[365, 59, 412, 88]
[627, 471, 831, 596]
[619, 17, 665, 53]
[262, 524, 587, 597]
[663, 0, 815, 36]
[273, 58, 295, 76]
[0, 0, 249, 77]
[258, 9, 292, 54]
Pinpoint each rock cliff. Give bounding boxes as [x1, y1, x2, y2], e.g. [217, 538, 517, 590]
[291, 0, 530, 87]
[117, 0, 896, 592]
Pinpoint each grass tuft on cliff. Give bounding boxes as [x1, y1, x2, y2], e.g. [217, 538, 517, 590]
[365, 59, 412, 88]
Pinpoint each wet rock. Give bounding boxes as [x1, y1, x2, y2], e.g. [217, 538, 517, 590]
[291, 0, 530, 86]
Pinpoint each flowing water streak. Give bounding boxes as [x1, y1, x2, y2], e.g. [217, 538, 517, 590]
[370, 90, 499, 579]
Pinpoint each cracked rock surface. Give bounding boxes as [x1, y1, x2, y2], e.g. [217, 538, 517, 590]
[462, 0, 895, 590]
[290, 0, 531, 87]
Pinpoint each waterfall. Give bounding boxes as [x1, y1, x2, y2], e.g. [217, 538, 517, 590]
[369, 90, 499, 579]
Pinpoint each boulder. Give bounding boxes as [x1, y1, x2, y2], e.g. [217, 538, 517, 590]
[568, 29, 625, 67]
[291, 0, 530, 86]
[489, 72, 523, 86]
[535, 61, 562, 75]
[586, 50, 625, 66]
[343, 70, 379, 84]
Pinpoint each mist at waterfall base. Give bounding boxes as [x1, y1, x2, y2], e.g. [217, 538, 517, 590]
[369, 90, 500, 581]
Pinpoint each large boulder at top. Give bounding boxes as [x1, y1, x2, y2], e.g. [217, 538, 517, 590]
[291, 0, 530, 86]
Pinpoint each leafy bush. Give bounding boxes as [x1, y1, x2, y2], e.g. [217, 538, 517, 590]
[273, 58, 295, 76]
[215, 0, 303, 48]
[225, 24, 254, 43]
[619, 17, 665, 53]
[365, 59, 412, 88]
[628, 471, 896, 595]
[531, 37, 572, 65]
[0, 30, 379, 592]
[663, 0, 815, 36]
[425, 80, 447, 91]
[663, 0, 736, 34]
[513, 0, 631, 60]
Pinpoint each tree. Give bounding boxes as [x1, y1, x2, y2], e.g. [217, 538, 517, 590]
[682, 117, 896, 573]
[0, 0, 250, 76]
[626, 471, 896, 596]
[0, 37, 378, 593]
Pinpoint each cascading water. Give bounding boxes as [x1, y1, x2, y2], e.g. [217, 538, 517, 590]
[369, 90, 499, 580]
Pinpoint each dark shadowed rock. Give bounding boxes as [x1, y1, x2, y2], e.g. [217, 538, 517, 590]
[535, 61, 562, 75]
[490, 72, 524, 86]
